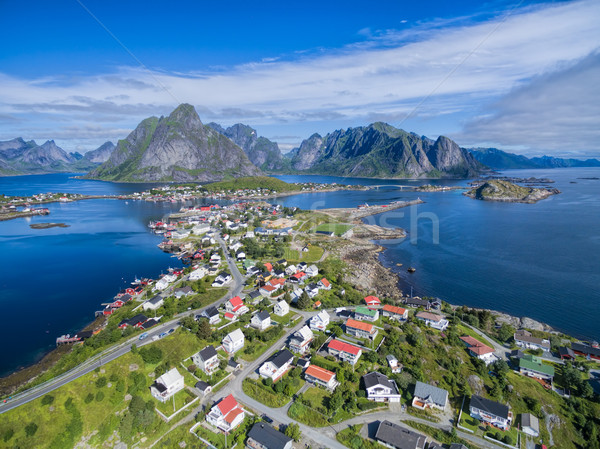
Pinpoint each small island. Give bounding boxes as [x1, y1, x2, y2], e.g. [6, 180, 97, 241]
[464, 179, 560, 203]
[29, 222, 70, 229]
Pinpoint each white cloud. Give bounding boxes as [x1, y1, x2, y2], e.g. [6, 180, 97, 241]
[0, 0, 598, 154]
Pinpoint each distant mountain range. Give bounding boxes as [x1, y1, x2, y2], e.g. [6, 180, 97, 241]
[468, 147, 600, 170]
[86, 104, 261, 182]
[287, 122, 484, 178]
[0, 138, 114, 176]
[4, 104, 598, 181]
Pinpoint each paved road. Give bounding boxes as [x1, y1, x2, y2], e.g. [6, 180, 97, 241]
[0, 233, 243, 415]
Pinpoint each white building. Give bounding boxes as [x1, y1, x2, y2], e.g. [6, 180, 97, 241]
[150, 368, 184, 402]
[289, 325, 313, 354]
[251, 311, 271, 331]
[362, 372, 401, 403]
[192, 346, 219, 375]
[310, 310, 330, 331]
[189, 266, 208, 280]
[305, 364, 338, 390]
[206, 394, 245, 432]
[284, 264, 297, 275]
[412, 381, 448, 411]
[415, 311, 449, 331]
[386, 354, 402, 373]
[143, 295, 164, 311]
[273, 300, 289, 317]
[305, 264, 319, 277]
[153, 274, 177, 291]
[258, 349, 294, 381]
[521, 413, 540, 437]
[222, 328, 245, 354]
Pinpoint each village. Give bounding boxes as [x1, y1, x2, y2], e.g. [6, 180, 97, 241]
[1, 195, 600, 449]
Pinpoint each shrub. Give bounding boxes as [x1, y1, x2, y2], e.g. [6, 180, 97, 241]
[503, 435, 513, 445]
[41, 394, 55, 406]
[3, 428, 14, 442]
[96, 390, 105, 402]
[96, 376, 107, 388]
[25, 422, 38, 437]
[84, 393, 94, 404]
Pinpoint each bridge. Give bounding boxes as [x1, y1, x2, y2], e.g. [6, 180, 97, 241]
[369, 184, 417, 191]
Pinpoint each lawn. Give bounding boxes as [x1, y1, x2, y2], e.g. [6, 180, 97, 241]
[287, 402, 329, 427]
[154, 388, 197, 417]
[284, 245, 324, 263]
[315, 223, 354, 236]
[456, 324, 494, 348]
[302, 386, 330, 414]
[403, 420, 483, 449]
[238, 327, 285, 362]
[242, 379, 290, 408]
[336, 425, 380, 449]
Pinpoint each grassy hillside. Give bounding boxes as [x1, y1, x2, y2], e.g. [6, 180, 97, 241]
[202, 176, 300, 192]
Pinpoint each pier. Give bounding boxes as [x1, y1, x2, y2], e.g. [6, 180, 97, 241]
[349, 199, 424, 219]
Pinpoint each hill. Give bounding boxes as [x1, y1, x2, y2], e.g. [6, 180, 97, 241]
[202, 176, 299, 192]
[86, 104, 262, 182]
[468, 148, 600, 170]
[289, 122, 485, 178]
[464, 179, 560, 203]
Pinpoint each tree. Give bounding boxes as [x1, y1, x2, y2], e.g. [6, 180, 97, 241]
[96, 376, 107, 388]
[497, 323, 514, 342]
[297, 292, 311, 309]
[41, 394, 55, 406]
[25, 422, 38, 437]
[196, 318, 212, 340]
[285, 423, 302, 442]
[328, 392, 343, 412]
[95, 390, 105, 402]
[139, 346, 163, 364]
[84, 392, 94, 404]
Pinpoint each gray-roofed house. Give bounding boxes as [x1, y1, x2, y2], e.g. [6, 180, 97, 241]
[449, 445, 469, 449]
[246, 422, 293, 449]
[514, 329, 551, 352]
[143, 295, 164, 311]
[375, 420, 426, 449]
[251, 310, 272, 331]
[362, 372, 401, 403]
[411, 381, 448, 411]
[202, 306, 221, 325]
[195, 380, 212, 395]
[521, 413, 540, 437]
[259, 349, 294, 381]
[192, 345, 219, 375]
[469, 395, 512, 430]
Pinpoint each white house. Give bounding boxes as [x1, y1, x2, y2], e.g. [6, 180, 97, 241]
[290, 287, 303, 303]
[412, 381, 448, 411]
[305, 283, 320, 299]
[251, 311, 271, 331]
[285, 264, 297, 275]
[305, 264, 319, 277]
[386, 354, 402, 373]
[274, 300, 289, 317]
[189, 266, 208, 281]
[327, 339, 362, 365]
[469, 395, 512, 431]
[210, 254, 222, 263]
[143, 295, 164, 311]
[222, 328, 245, 354]
[212, 272, 232, 287]
[310, 310, 330, 331]
[229, 242, 243, 253]
[247, 423, 293, 449]
[153, 274, 177, 291]
[363, 372, 401, 403]
[289, 325, 313, 354]
[192, 346, 219, 375]
[236, 251, 246, 260]
[206, 394, 245, 432]
[317, 278, 331, 290]
[382, 304, 408, 321]
[460, 336, 497, 365]
[258, 349, 294, 381]
[415, 311, 449, 331]
[305, 364, 338, 390]
[150, 368, 184, 402]
[201, 306, 221, 325]
[225, 296, 249, 316]
[192, 224, 210, 235]
[514, 330, 551, 352]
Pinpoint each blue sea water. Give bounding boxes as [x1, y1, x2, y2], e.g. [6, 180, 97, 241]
[0, 169, 599, 376]
[273, 169, 600, 341]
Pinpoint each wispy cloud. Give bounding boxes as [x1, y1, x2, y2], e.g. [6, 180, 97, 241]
[0, 0, 598, 154]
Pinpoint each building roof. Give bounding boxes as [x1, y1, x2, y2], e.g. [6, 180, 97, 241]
[416, 311, 443, 322]
[449, 445, 469, 449]
[157, 368, 183, 387]
[319, 278, 330, 287]
[460, 336, 495, 355]
[362, 372, 398, 393]
[204, 306, 219, 317]
[364, 295, 381, 305]
[226, 328, 245, 342]
[355, 306, 378, 317]
[521, 413, 540, 432]
[229, 296, 243, 307]
[265, 349, 294, 369]
[224, 407, 244, 424]
[297, 358, 310, 368]
[293, 325, 313, 342]
[248, 290, 262, 299]
[405, 298, 429, 307]
[254, 310, 271, 322]
[470, 395, 509, 420]
[198, 345, 218, 361]
[514, 330, 550, 348]
[375, 420, 426, 449]
[195, 380, 210, 391]
[572, 342, 600, 357]
[305, 364, 336, 382]
[558, 346, 575, 358]
[383, 304, 407, 315]
[216, 394, 239, 415]
[328, 339, 361, 356]
[247, 422, 293, 449]
[519, 355, 555, 376]
[346, 318, 374, 332]
[312, 310, 329, 322]
[413, 381, 448, 407]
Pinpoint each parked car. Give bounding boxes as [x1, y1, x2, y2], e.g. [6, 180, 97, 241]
[168, 328, 175, 334]
[139, 333, 149, 340]
[262, 415, 273, 424]
[159, 332, 168, 338]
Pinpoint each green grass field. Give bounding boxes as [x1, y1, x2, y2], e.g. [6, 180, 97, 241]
[315, 223, 354, 236]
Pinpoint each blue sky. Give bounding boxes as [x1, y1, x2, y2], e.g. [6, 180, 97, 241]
[0, 0, 598, 157]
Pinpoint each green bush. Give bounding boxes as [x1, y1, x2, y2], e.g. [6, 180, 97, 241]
[96, 390, 105, 402]
[41, 394, 55, 406]
[25, 422, 38, 437]
[3, 428, 14, 442]
[96, 376, 107, 388]
[84, 392, 94, 404]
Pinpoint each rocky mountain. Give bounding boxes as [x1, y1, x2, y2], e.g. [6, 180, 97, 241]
[289, 122, 485, 178]
[465, 179, 560, 203]
[207, 123, 285, 171]
[83, 141, 115, 163]
[87, 104, 262, 182]
[0, 138, 85, 175]
[468, 147, 600, 169]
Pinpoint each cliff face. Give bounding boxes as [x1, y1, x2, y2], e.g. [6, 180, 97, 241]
[83, 141, 115, 163]
[0, 138, 84, 174]
[290, 123, 485, 178]
[87, 104, 262, 182]
[207, 122, 285, 171]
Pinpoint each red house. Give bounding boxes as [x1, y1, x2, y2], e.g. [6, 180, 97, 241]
[364, 296, 381, 308]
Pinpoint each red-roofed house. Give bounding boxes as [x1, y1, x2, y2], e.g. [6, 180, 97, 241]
[259, 284, 278, 297]
[460, 336, 497, 365]
[225, 296, 249, 316]
[264, 262, 273, 273]
[345, 318, 378, 340]
[317, 278, 331, 290]
[289, 272, 307, 283]
[364, 296, 381, 308]
[206, 394, 245, 432]
[382, 304, 408, 321]
[328, 339, 363, 365]
[305, 364, 338, 390]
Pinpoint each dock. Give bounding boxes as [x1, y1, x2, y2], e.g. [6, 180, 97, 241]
[349, 199, 425, 219]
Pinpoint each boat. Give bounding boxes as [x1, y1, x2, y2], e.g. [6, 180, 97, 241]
[407, 267, 416, 273]
[131, 277, 142, 286]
